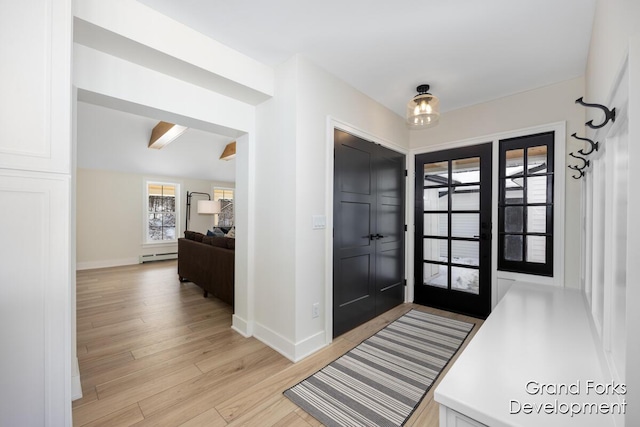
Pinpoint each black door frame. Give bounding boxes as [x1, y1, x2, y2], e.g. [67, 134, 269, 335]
[414, 143, 493, 318]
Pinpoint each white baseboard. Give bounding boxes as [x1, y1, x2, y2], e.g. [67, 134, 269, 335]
[253, 321, 296, 361]
[292, 330, 328, 362]
[252, 322, 327, 363]
[76, 257, 139, 271]
[71, 357, 82, 401]
[231, 314, 251, 337]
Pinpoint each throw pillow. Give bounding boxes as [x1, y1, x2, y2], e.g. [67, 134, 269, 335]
[206, 229, 214, 237]
[225, 227, 236, 238]
[212, 227, 225, 237]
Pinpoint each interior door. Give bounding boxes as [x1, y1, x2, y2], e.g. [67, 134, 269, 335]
[414, 143, 492, 317]
[333, 129, 405, 337]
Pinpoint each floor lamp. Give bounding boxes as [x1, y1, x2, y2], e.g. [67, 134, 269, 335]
[185, 191, 220, 231]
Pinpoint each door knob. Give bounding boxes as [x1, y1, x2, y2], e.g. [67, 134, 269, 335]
[375, 234, 385, 240]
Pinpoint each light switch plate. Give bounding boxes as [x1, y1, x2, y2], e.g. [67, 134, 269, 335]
[312, 215, 326, 229]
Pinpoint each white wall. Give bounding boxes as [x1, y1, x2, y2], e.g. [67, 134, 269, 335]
[76, 168, 232, 269]
[410, 77, 585, 290]
[253, 55, 409, 360]
[586, 1, 640, 424]
[252, 58, 298, 350]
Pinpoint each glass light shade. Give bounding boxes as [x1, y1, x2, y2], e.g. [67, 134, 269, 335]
[407, 93, 440, 128]
[197, 200, 221, 214]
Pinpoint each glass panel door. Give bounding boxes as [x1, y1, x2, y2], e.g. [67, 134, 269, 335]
[415, 143, 492, 317]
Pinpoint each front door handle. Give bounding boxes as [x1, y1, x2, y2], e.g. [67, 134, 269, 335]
[366, 234, 386, 240]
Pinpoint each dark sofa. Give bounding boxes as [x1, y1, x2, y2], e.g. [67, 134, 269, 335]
[178, 231, 235, 307]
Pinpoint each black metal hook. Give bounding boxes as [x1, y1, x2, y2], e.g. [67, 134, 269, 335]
[569, 167, 585, 180]
[571, 133, 599, 156]
[575, 97, 616, 129]
[569, 152, 590, 169]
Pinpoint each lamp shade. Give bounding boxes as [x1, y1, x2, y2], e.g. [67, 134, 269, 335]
[406, 85, 440, 128]
[197, 200, 221, 214]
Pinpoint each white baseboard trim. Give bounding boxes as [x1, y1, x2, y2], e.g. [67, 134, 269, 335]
[231, 314, 251, 337]
[253, 321, 297, 362]
[71, 357, 82, 401]
[76, 257, 139, 271]
[292, 330, 328, 362]
[252, 322, 327, 363]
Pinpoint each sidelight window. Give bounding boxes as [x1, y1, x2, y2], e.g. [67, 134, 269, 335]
[498, 132, 554, 276]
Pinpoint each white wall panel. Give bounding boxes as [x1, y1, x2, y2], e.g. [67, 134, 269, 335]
[0, 172, 71, 426]
[0, 0, 71, 173]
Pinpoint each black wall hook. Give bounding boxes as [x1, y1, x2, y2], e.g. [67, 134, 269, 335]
[569, 152, 590, 169]
[568, 167, 585, 180]
[575, 97, 616, 129]
[571, 133, 599, 156]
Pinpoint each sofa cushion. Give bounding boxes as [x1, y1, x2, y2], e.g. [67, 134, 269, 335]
[227, 238, 236, 250]
[184, 230, 196, 240]
[193, 232, 205, 242]
[208, 236, 229, 248]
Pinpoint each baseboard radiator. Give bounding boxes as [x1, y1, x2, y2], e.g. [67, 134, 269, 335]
[139, 252, 178, 263]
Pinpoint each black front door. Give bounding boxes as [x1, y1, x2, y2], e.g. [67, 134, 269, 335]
[333, 129, 405, 337]
[414, 143, 492, 317]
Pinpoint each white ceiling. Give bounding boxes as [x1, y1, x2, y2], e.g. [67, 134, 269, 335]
[137, 0, 597, 116]
[77, 102, 236, 182]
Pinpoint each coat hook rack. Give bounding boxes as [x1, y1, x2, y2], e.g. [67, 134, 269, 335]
[571, 133, 599, 156]
[569, 152, 590, 169]
[575, 97, 616, 129]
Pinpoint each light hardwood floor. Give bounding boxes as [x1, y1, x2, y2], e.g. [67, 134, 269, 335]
[74, 260, 484, 426]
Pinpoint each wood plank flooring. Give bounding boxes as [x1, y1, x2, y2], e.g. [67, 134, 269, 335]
[74, 260, 484, 426]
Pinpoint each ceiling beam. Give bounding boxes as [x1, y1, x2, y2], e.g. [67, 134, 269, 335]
[149, 121, 187, 149]
[220, 141, 236, 160]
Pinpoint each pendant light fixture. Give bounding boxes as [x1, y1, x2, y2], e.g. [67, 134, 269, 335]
[406, 84, 440, 128]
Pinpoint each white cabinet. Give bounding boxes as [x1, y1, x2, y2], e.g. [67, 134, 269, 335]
[0, 1, 73, 425]
[435, 283, 618, 427]
[440, 406, 487, 427]
[0, 0, 72, 173]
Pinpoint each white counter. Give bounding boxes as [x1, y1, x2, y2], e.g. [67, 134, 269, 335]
[435, 283, 623, 427]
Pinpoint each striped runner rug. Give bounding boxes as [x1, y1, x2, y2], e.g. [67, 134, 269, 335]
[284, 310, 474, 426]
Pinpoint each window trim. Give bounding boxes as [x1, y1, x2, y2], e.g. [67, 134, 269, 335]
[144, 180, 181, 245]
[497, 131, 554, 276]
